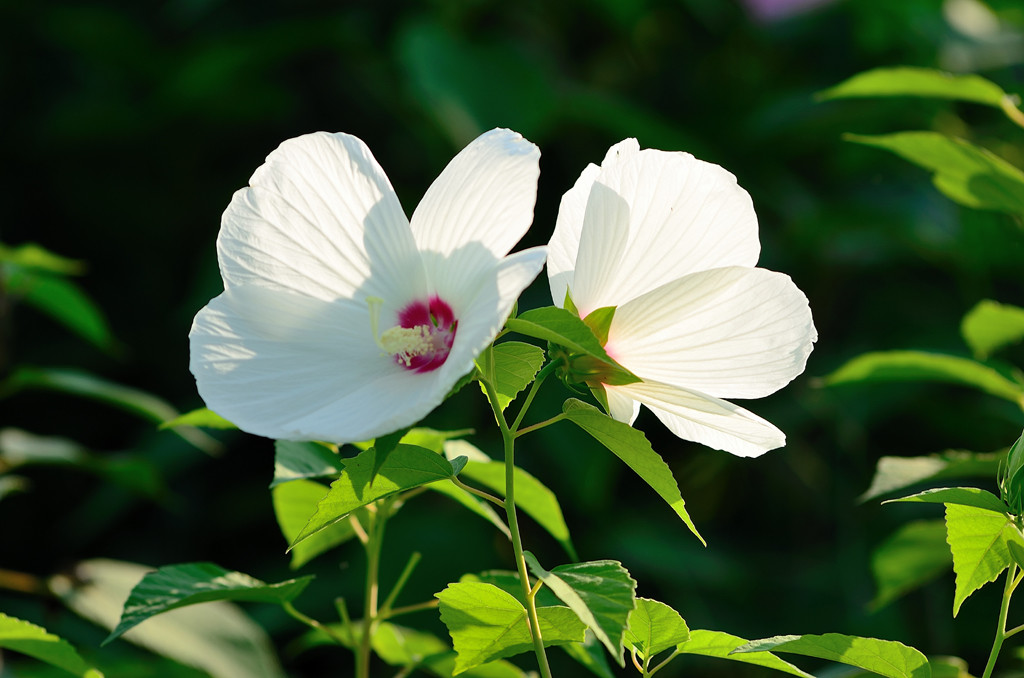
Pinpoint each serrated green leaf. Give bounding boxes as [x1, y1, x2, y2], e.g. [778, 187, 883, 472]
[823, 351, 1024, 408]
[734, 633, 930, 678]
[945, 503, 1023, 616]
[561, 399, 704, 544]
[0, 367, 220, 454]
[291, 444, 459, 548]
[271, 440, 344, 488]
[371, 427, 410, 482]
[0, 242, 86, 274]
[272, 479, 357, 569]
[1002, 431, 1024, 514]
[846, 132, 1024, 217]
[677, 629, 814, 677]
[105, 563, 313, 644]
[886, 487, 1008, 515]
[436, 582, 586, 673]
[5, 268, 116, 352]
[477, 342, 545, 411]
[624, 598, 690, 661]
[523, 554, 636, 665]
[819, 67, 1009, 107]
[0, 613, 104, 677]
[860, 450, 1003, 503]
[51, 559, 286, 678]
[962, 300, 1024, 359]
[871, 520, 953, 611]
[160, 408, 237, 430]
[460, 460, 575, 559]
[458, 571, 562, 608]
[505, 307, 615, 365]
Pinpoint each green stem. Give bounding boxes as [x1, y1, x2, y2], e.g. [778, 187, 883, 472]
[649, 648, 681, 676]
[510, 359, 560, 432]
[451, 475, 505, 507]
[515, 414, 567, 439]
[481, 376, 553, 678]
[356, 501, 390, 678]
[981, 562, 1018, 678]
[381, 552, 421, 615]
[383, 599, 440, 620]
[282, 602, 351, 647]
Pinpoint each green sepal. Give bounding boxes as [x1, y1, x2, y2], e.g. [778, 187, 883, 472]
[582, 307, 616, 346]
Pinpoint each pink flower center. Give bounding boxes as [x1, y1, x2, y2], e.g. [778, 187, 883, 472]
[379, 296, 458, 373]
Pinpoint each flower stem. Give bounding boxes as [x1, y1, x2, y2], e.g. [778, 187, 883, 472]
[481, 375, 553, 678]
[356, 501, 390, 678]
[283, 601, 351, 647]
[982, 562, 1018, 678]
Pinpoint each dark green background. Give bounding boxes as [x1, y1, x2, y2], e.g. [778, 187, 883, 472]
[3, 0, 1024, 675]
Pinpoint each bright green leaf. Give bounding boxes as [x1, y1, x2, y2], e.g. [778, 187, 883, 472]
[885, 487, 1008, 515]
[0, 242, 86, 275]
[624, 598, 690, 661]
[458, 570, 562, 608]
[962, 300, 1024, 359]
[819, 67, 1009, 107]
[582, 307, 616, 346]
[0, 367, 221, 454]
[945, 503, 1023, 616]
[271, 440, 343, 488]
[371, 427, 411, 482]
[0, 613, 104, 677]
[291, 444, 460, 548]
[677, 629, 813, 677]
[927, 656, 975, 678]
[51, 558, 286, 678]
[523, 554, 636, 665]
[160, 408, 237, 430]
[436, 582, 586, 673]
[823, 351, 1024, 408]
[860, 450, 1003, 503]
[4, 269, 116, 352]
[505, 307, 615, 365]
[734, 633, 930, 678]
[105, 563, 313, 643]
[477, 341, 545, 411]
[460, 460, 575, 559]
[562, 399, 704, 544]
[1001, 430, 1024, 514]
[272, 479, 357, 569]
[401, 428, 474, 453]
[846, 132, 1024, 217]
[870, 520, 953, 611]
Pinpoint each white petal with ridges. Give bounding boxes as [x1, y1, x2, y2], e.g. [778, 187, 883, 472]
[604, 385, 640, 425]
[612, 381, 785, 458]
[219, 132, 426, 306]
[190, 285, 462, 443]
[411, 129, 540, 304]
[609, 266, 816, 399]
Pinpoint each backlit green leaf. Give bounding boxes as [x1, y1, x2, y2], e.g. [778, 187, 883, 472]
[962, 300, 1024, 359]
[291, 444, 460, 548]
[506, 307, 615, 365]
[562, 399, 704, 544]
[820, 67, 1009, 107]
[624, 598, 690, 661]
[846, 132, 1024, 217]
[860, 450, 1003, 503]
[0, 242, 86, 275]
[886, 487, 1008, 515]
[734, 633, 930, 678]
[436, 582, 586, 673]
[460, 460, 575, 559]
[4, 269, 116, 352]
[0, 613, 103, 677]
[677, 629, 813, 677]
[870, 520, 952, 611]
[945, 503, 1023, 616]
[271, 440, 343, 488]
[272, 479, 357, 569]
[105, 563, 313, 644]
[160, 408, 237, 430]
[477, 341, 545, 410]
[371, 427, 410, 482]
[823, 351, 1024, 408]
[524, 554, 636, 665]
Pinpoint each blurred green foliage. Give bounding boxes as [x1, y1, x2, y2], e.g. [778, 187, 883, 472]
[2, 0, 1024, 675]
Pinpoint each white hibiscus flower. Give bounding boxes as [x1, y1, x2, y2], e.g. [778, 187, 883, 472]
[548, 139, 816, 457]
[190, 128, 546, 443]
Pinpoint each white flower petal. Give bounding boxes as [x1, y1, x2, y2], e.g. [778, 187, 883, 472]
[604, 385, 640, 425]
[219, 132, 426, 305]
[410, 129, 540, 304]
[547, 139, 640, 309]
[190, 285, 449, 443]
[609, 266, 816, 399]
[612, 381, 785, 458]
[435, 247, 548, 387]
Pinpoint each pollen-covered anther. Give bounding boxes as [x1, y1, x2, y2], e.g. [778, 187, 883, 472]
[380, 325, 437, 366]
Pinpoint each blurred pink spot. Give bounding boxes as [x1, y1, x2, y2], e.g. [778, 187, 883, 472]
[743, 0, 836, 21]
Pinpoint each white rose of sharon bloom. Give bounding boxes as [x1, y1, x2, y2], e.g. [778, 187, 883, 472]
[548, 139, 817, 458]
[190, 128, 547, 443]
